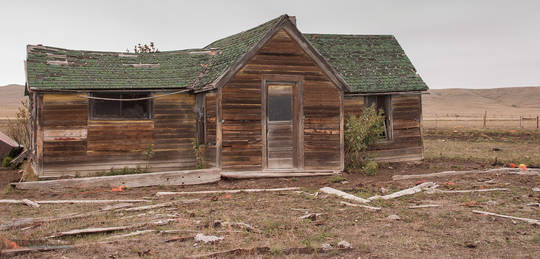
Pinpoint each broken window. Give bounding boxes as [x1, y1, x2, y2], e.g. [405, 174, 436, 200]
[90, 93, 152, 120]
[365, 95, 392, 140]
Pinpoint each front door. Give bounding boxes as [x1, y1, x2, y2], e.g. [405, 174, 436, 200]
[266, 83, 295, 169]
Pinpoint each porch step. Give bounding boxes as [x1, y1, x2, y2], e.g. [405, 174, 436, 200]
[221, 170, 339, 179]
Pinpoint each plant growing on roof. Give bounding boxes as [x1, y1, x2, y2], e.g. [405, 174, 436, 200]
[133, 42, 159, 53]
[344, 105, 385, 173]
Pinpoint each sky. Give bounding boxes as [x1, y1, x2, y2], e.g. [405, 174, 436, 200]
[1, 0, 539, 89]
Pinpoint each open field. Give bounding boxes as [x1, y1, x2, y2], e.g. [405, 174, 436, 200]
[423, 87, 540, 129]
[1, 128, 539, 258]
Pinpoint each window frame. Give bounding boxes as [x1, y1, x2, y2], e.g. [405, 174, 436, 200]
[89, 92, 153, 121]
[365, 95, 393, 142]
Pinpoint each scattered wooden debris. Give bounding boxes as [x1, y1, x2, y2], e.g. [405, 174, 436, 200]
[0, 245, 73, 257]
[11, 168, 220, 190]
[101, 203, 133, 211]
[156, 187, 300, 196]
[340, 201, 381, 211]
[186, 246, 352, 258]
[120, 202, 177, 212]
[194, 233, 224, 243]
[392, 168, 540, 180]
[299, 213, 324, 221]
[105, 230, 155, 240]
[0, 199, 150, 205]
[49, 219, 175, 238]
[386, 214, 401, 220]
[408, 204, 441, 209]
[21, 199, 40, 208]
[51, 226, 135, 238]
[165, 235, 195, 243]
[472, 210, 540, 225]
[319, 187, 370, 203]
[214, 220, 261, 233]
[428, 188, 508, 194]
[368, 182, 438, 200]
[337, 240, 352, 249]
[1, 209, 106, 230]
[527, 203, 540, 207]
[0, 238, 142, 256]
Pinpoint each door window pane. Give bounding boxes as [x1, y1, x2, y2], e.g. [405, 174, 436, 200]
[268, 84, 292, 121]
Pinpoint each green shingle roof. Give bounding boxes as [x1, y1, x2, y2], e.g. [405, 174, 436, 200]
[26, 15, 428, 93]
[26, 46, 215, 89]
[303, 34, 428, 93]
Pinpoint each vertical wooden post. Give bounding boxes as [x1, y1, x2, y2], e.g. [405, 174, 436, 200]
[536, 116, 539, 129]
[520, 116, 523, 129]
[482, 110, 487, 128]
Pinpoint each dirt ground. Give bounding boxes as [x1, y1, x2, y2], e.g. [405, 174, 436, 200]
[0, 130, 539, 258]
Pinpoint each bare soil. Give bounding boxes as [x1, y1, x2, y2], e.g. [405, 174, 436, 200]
[0, 131, 539, 258]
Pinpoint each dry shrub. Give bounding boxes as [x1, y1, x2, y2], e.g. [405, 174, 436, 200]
[344, 105, 385, 173]
[7, 100, 30, 149]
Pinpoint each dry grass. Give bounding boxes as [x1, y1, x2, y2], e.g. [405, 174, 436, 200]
[424, 128, 540, 165]
[0, 128, 539, 257]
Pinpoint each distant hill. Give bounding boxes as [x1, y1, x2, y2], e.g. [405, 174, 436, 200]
[0, 84, 26, 118]
[423, 87, 540, 117]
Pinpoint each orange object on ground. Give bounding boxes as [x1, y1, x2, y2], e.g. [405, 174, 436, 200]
[519, 164, 527, 171]
[112, 185, 126, 192]
[10, 241, 21, 249]
[509, 163, 517, 168]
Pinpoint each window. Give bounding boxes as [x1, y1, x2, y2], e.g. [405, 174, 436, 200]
[366, 95, 392, 140]
[90, 92, 152, 120]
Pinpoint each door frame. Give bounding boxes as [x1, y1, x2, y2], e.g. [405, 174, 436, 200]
[261, 74, 304, 170]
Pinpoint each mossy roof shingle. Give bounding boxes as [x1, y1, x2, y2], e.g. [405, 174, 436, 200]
[303, 34, 428, 93]
[26, 15, 427, 93]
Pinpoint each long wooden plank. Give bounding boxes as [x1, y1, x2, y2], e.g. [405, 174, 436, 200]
[221, 171, 336, 179]
[393, 168, 540, 180]
[156, 187, 300, 196]
[12, 169, 220, 190]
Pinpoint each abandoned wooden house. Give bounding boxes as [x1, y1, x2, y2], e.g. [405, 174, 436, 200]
[25, 15, 428, 178]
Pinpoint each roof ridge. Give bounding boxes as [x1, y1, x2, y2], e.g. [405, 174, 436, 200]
[26, 44, 215, 55]
[303, 33, 395, 37]
[204, 15, 287, 49]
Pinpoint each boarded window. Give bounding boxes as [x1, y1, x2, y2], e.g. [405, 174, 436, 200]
[366, 95, 392, 140]
[90, 93, 152, 120]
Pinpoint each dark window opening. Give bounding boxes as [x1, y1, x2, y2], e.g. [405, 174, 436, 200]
[90, 93, 152, 120]
[366, 95, 392, 140]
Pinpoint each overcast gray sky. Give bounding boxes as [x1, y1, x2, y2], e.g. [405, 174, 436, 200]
[1, 0, 539, 88]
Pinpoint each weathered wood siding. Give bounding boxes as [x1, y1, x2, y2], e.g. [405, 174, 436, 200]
[344, 96, 364, 117]
[151, 93, 197, 168]
[38, 92, 197, 177]
[344, 94, 423, 162]
[220, 29, 342, 170]
[41, 94, 88, 176]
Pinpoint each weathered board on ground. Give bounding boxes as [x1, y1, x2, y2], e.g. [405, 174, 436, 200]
[12, 168, 220, 190]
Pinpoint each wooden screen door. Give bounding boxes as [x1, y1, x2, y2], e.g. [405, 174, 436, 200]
[266, 83, 296, 169]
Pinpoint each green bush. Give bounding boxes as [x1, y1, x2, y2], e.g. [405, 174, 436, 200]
[362, 161, 378, 176]
[344, 105, 385, 173]
[1, 157, 13, 168]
